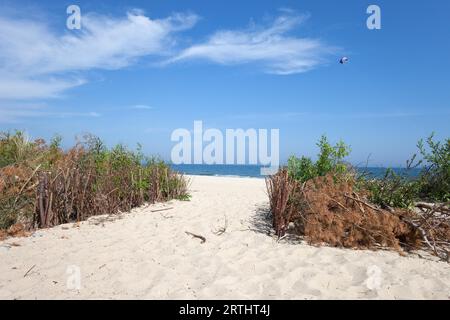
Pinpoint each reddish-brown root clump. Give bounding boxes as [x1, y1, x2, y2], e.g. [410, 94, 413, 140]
[267, 170, 425, 254]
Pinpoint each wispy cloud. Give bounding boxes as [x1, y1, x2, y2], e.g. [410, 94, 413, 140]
[227, 110, 450, 122]
[130, 105, 153, 110]
[0, 10, 199, 100]
[168, 11, 336, 74]
[312, 111, 450, 120]
[0, 104, 100, 123]
[341, 112, 439, 119]
[0, 78, 86, 100]
[229, 112, 307, 120]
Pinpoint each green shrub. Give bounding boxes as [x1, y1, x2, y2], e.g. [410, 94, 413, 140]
[287, 135, 351, 182]
[416, 134, 450, 201]
[359, 134, 449, 208]
[361, 168, 420, 209]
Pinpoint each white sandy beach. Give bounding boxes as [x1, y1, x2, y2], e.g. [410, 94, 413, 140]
[0, 175, 449, 300]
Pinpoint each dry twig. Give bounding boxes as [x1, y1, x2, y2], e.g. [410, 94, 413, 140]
[23, 264, 36, 278]
[185, 231, 206, 244]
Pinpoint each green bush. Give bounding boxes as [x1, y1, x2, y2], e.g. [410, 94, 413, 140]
[360, 134, 449, 208]
[286, 133, 449, 209]
[361, 169, 420, 209]
[416, 134, 450, 201]
[287, 135, 351, 182]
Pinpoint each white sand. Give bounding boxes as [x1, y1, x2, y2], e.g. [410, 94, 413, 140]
[0, 175, 449, 300]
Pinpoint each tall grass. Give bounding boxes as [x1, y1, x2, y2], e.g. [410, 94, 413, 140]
[0, 131, 189, 230]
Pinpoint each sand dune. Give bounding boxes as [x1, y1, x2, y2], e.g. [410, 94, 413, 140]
[0, 175, 449, 300]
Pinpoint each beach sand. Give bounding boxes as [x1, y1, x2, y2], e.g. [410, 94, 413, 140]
[0, 175, 449, 300]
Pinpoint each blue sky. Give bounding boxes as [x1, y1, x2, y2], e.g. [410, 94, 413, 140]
[0, 0, 449, 166]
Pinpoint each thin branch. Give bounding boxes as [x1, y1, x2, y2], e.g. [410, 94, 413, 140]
[185, 231, 206, 244]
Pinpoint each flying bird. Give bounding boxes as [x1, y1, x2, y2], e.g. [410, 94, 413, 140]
[340, 57, 349, 64]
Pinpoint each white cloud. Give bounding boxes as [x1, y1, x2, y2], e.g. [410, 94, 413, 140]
[0, 78, 86, 100]
[0, 103, 100, 123]
[169, 12, 336, 74]
[131, 105, 153, 110]
[0, 10, 199, 100]
[230, 111, 307, 120]
[227, 110, 449, 122]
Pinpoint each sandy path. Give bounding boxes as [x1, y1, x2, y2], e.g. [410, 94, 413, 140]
[0, 175, 449, 300]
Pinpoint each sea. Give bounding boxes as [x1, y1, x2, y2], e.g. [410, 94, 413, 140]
[170, 164, 422, 179]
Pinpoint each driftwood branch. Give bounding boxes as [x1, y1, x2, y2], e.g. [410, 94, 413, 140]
[416, 202, 450, 215]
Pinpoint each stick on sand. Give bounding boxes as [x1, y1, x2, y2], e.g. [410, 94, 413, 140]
[151, 207, 174, 213]
[185, 231, 206, 244]
[23, 264, 36, 278]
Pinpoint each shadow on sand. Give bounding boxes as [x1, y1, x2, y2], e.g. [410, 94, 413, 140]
[247, 202, 304, 245]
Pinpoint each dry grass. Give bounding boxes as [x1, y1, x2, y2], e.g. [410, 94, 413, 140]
[0, 131, 189, 232]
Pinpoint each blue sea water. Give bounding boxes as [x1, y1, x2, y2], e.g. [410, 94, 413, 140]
[171, 164, 264, 178]
[170, 164, 421, 179]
